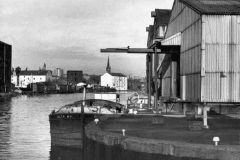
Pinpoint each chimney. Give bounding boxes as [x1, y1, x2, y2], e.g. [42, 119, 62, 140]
[151, 11, 156, 17]
[146, 27, 149, 32]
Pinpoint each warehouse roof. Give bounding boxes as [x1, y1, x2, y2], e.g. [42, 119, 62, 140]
[180, 0, 240, 15]
[154, 9, 172, 26]
[0, 41, 11, 46]
[147, 25, 154, 48]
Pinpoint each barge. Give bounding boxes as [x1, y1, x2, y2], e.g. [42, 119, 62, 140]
[49, 99, 124, 147]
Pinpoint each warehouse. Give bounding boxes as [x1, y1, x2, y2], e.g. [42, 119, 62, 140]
[147, 0, 240, 127]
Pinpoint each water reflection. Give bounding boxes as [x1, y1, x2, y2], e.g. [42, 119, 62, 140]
[0, 101, 12, 160]
[50, 146, 82, 160]
[0, 92, 132, 160]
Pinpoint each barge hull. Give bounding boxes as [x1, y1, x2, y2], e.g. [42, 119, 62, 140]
[49, 114, 97, 147]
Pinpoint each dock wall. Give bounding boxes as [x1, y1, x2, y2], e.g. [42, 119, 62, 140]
[84, 115, 240, 160]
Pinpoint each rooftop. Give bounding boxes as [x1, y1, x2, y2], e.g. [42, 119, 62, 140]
[154, 9, 171, 26]
[18, 70, 51, 76]
[110, 73, 127, 77]
[0, 41, 11, 46]
[180, 0, 240, 15]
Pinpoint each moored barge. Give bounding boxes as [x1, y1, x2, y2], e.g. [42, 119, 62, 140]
[49, 99, 124, 147]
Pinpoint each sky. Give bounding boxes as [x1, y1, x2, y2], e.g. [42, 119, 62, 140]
[0, 0, 174, 76]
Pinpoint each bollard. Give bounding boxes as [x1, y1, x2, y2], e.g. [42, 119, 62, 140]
[94, 119, 99, 124]
[122, 129, 125, 136]
[213, 137, 220, 146]
[129, 109, 133, 114]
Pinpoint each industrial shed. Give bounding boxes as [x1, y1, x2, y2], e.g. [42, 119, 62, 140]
[159, 0, 240, 103]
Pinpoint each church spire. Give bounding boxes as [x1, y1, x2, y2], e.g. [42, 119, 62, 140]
[43, 63, 46, 70]
[106, 56, 111, 73]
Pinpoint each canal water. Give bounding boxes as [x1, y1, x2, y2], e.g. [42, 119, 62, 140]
[0, 92, 133, 160]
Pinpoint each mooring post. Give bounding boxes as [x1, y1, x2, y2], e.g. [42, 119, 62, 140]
[83, 84, 86, 105]
[183, 104, 187, 115]
[203, 103, 209, 129]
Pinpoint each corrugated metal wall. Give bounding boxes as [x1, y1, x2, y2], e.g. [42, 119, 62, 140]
[203, 15, 240, 102]
[160, 0, 240, 102]
[161, 33, 180, 97]
[162, 78, 171, 96]
[161, 0, 201, 101]
[166, 0, 200, 38]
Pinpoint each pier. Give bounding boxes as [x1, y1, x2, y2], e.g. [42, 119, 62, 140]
[84, 114, 240, 160]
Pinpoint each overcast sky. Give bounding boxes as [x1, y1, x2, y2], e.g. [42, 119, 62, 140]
[0, 0, 173, 76]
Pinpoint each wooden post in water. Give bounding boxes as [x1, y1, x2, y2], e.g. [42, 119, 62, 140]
[81, 84, 86, 159]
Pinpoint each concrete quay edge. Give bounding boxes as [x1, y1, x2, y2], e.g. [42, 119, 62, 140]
[85, 115, 240, 160]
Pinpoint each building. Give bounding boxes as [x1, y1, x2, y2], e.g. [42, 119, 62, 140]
[106, 56, 111, 73]
[42, 63, 46, 70]
[11, 69, 53, 88]
[147, 0, 240, 123]
[101, 58, 127, 91]
[128, 78, 146, 91]
[101, 73, 127, 91]
[161, 0, 240, 101]
[146, 9, 171, 105]
[128, 75, 146, 82]
[0, 41, 12, 92]
[54, 68, 64, 77]
[67, 70, 83, 85]
[83, 73, 91, 81]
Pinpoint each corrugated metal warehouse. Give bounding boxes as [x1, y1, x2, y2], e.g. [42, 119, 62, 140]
[158, 0, 240, 103]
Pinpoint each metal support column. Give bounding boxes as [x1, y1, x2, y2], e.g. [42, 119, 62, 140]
[154, 47, 159, 112]
[147, 54, 151, 108]
[3, 46, 6, 92]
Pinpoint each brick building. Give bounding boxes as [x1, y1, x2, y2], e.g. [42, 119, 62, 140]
[0, 41, 12, 92]
[67, 70, 83, 85]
